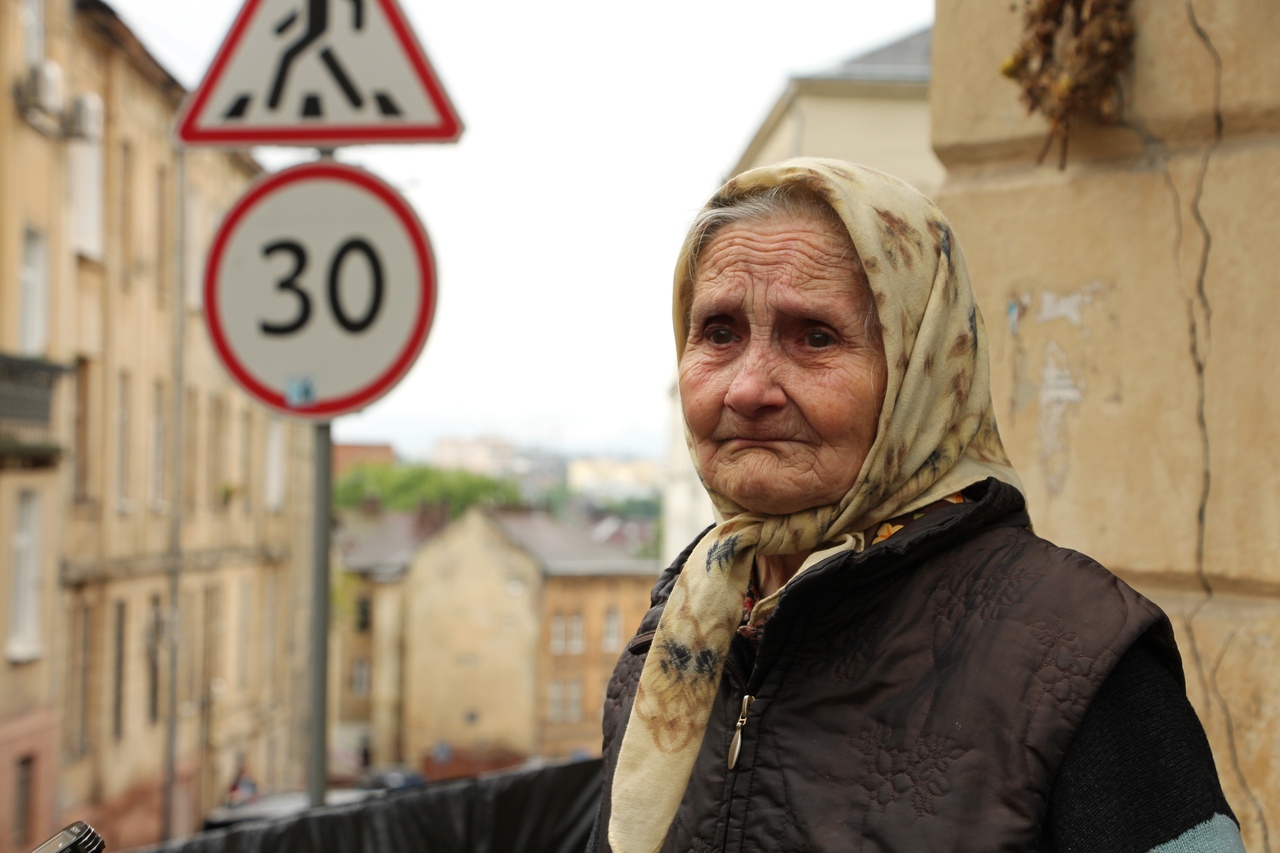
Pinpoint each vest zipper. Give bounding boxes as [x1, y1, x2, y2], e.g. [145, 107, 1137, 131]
[727, 693, 755, 769]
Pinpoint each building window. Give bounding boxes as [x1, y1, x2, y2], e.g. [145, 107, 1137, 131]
[20, 0, 43, 66]
[566, 680, 583, 723]
[112, 600, 126, 740]
[73, 359, 93, 499]
[20, 227, 48, 355]
[209, 395, 226, 510]
[204, 585, 223, 688]
[147, 596, 162, 724]
[184, 190, 204, 309]
[65, 603, 92, 756]
[264, 419, 285, 511]
[240, 410, 253, 515]
[567, 614, 584, 654]
[350, 658, 370, 698]
[8, 490, 43, 661]
[602, 607, 621, 652]
[13, 755, 35, 848]
[70, 93, 105, 260]
[264, 570, 277, 698]
[356, 597, 372, 633]
[150, 380, 166, 509]
[120, 141, 134, 285]
[184, 389, 198, 513]
[238, 579, 251, 690]
[156, 165, 169, 306]
[180, 590, 197, 705]
[549, 615, 565, 655]
[117, 371, 131, 513]
[547, 681, 563, 723]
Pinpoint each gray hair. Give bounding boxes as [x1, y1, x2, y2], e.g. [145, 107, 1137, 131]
[678, 184, 878, 344]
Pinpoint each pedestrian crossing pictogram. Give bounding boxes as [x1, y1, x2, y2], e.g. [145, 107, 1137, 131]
[176, 0, 462, 147]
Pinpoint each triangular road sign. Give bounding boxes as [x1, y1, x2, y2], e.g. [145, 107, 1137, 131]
[176, 0, 462, 147]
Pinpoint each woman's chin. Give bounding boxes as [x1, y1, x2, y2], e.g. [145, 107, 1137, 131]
[718, 479, 832, 516]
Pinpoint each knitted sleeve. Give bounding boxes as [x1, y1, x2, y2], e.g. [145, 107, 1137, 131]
[1040, 637, 1244, 852]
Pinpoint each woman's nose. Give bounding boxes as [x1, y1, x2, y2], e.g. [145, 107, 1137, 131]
[724, 340, 787, 415]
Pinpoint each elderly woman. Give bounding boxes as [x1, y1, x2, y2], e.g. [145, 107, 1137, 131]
[592, 160, 1241, 852]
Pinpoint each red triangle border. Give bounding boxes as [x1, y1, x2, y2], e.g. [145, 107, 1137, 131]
[175, 0, 463, 147]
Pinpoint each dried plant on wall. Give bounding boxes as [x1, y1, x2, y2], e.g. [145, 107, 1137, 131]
[1001, 0, 1135, 168]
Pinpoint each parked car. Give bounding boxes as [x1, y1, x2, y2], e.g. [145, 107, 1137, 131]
[356, 765, 428, 791]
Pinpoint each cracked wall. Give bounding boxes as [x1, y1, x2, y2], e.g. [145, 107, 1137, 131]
[933, 0, 1280, 847]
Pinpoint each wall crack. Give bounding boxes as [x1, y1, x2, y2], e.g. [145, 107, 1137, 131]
[1122, 4, 1266, 846]
[1180, 3, 1270, 849]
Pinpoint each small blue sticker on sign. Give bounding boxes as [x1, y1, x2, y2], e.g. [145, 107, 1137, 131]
[285, 376, 316, 407]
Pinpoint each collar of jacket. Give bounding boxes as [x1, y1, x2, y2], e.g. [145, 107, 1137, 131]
[649, 477, 1029, 619]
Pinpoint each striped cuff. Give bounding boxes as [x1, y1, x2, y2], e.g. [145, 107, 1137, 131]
[1152, 814, 1245, 853]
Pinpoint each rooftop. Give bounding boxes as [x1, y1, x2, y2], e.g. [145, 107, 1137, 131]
[801, 26, 932, 85]
[334, 504, 449, 577]
[490, 510, 660, 577]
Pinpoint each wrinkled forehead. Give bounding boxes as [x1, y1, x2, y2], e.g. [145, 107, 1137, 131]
[674, 159, 948, 362]
[692, 214, 859, 287]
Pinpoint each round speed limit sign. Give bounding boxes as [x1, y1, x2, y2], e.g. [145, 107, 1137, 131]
[204, 161, 436, 419]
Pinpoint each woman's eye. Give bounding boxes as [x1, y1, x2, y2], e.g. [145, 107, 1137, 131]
[707, 327, 736, 345]
[805, 330, 834, 348]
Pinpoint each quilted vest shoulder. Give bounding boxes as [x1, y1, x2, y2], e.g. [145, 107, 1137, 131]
[597, 482, 1174, 853]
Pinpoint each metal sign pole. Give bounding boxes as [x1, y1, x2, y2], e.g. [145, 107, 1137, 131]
[309, 421, 332, 808]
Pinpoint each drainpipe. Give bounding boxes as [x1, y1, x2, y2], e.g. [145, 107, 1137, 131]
[160, 146, 186, 842]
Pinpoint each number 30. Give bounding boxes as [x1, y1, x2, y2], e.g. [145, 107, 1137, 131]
[260, 238, 384, 335]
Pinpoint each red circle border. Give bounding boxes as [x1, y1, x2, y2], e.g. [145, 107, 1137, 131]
[203, 161, 437, 420]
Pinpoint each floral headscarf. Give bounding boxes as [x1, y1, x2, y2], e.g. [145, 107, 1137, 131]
[609, 159, 1024, 853]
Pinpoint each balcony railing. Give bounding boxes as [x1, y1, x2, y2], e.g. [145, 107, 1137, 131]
[0, 352, 66, 465]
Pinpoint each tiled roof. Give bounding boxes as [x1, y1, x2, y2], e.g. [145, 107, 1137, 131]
[490, 510, 661, 577]
[803, 26, 932, 84]
[334, 506, 448, 576]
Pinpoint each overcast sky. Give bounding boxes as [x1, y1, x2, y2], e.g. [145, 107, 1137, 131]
[109, 0, 934, 460]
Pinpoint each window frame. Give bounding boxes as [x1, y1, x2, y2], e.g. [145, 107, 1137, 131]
[7, 490, 44, 662]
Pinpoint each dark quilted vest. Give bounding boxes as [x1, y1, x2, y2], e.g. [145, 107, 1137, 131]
[594, 479, 1179, 853]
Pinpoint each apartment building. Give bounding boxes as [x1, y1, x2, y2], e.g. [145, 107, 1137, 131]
[399, 508, 657, 779]
[0, 1, 316, 848]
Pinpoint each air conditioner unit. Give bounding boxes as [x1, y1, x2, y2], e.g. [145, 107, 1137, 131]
[64, 92, 104, 141]
[15, 58, 65, 117]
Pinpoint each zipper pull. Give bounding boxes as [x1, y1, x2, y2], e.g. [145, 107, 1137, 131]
[727, 694, 755, 769]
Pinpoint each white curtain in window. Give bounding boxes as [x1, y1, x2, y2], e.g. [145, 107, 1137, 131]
[8, 490, 43, 658]
[20, 228, 47, 355]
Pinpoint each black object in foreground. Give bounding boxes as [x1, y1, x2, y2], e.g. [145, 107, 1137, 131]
[30, 821, 105, 853]
[136, 757, 602, 853]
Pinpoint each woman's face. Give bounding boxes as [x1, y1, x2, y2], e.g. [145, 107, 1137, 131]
[679, 214, 887, 515]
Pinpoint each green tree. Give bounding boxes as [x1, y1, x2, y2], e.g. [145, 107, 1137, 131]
[334, 463, 520, 517]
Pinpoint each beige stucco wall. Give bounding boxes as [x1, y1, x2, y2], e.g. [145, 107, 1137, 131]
[933, 0, 1279, 844]
[0, 2, 317, 844]
[400, 510, 542, 766]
